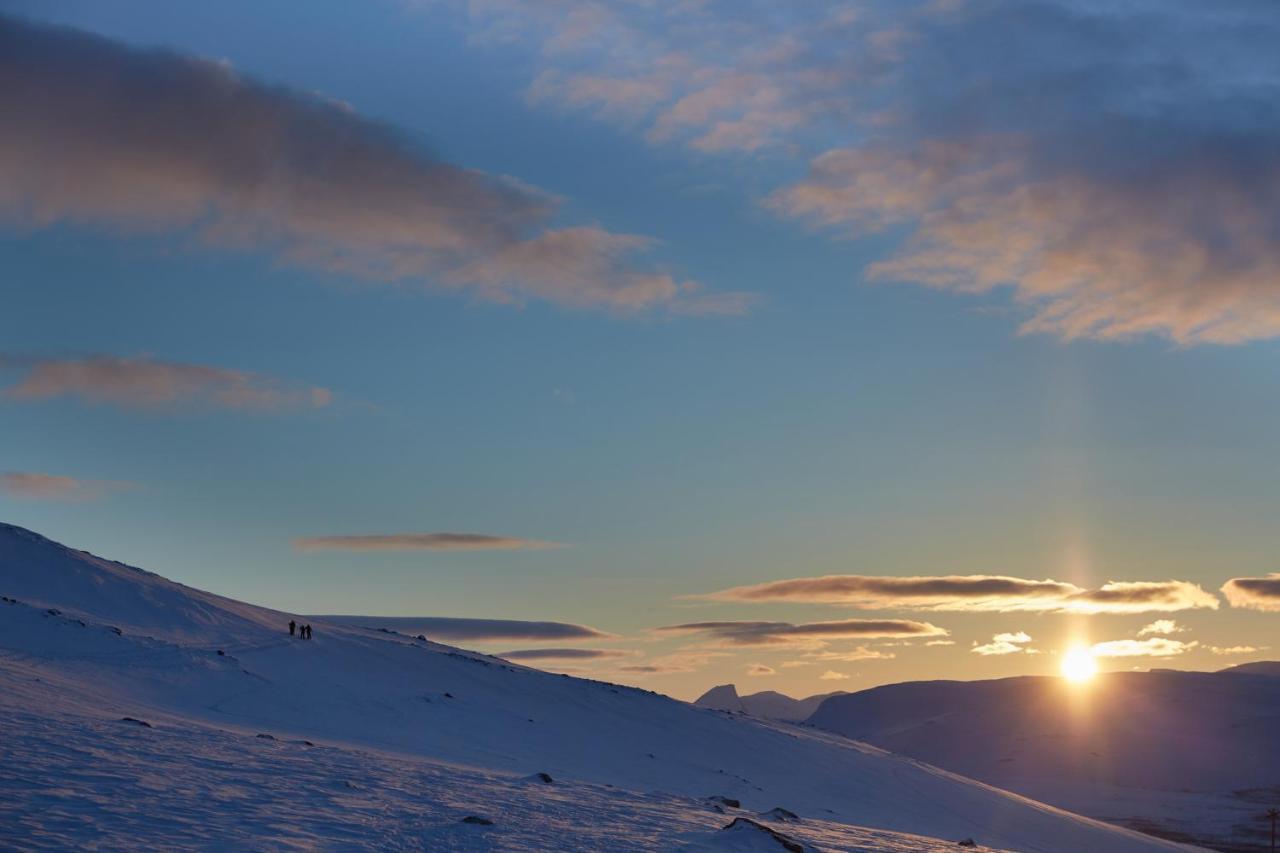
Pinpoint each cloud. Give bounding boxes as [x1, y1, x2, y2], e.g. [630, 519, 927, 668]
[0, 354, 331, 411]
[1090, 638, 1198, 658]
[316, 615, 614, 642]
[461, 1, 1280, 344]
[925, 639, 956, 646]
[1137, 620, 1184, 637]
[1222, 575, 1280, 612]
[746, 663, 776, 676]
[616, 650, 729, 675]
[820, 670, 851, 681]
[0, 14, 746, 315]
[499, 647, 633, 661]
[972, 631, 1034, 656]
[293, 533, 560, 552]
[770, 3, 1280, 344]
[653, 618, 947, 647]
[0, 471, 136, 502]
[804, 647, 895, 662]
[700, 574, 1219, 614]
[1207, 645, 1266, 656]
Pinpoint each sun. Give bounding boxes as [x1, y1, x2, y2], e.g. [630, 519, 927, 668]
[1060, 647, 1098, 683]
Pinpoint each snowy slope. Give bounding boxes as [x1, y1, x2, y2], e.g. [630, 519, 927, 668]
[695, 684, 846, 722]
[807, 674, 1280, 850]
[0, 524, 1195, 852]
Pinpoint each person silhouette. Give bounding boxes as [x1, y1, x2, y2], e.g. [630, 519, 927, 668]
[289, 620, 296, 637]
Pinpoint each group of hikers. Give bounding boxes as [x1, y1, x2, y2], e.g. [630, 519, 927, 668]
[288, 620, 313, 640]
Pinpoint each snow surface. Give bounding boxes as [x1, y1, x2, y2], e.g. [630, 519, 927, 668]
[807, 674, 1280, 850]
[0, 523, 1197, 851]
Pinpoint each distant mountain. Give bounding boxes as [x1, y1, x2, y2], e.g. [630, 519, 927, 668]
[0, 522, 1180, 852]
[694, 683, 745, 714]
[806, 671, 1280, 850]
[1218, 660, 1280, 676]
[694, 683, 847, 722]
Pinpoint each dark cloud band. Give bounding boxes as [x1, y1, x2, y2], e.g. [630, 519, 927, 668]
[700, 574, 1218, 614]
[317, 615, 614, 641]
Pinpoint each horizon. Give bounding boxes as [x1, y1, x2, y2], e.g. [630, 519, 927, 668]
[4, 1, 1280, 705]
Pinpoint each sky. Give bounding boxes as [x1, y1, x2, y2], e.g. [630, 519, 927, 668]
[2, 0, 1279, 700]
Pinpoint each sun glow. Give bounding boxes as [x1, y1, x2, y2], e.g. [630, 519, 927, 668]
[1060, 647, 1098, 683]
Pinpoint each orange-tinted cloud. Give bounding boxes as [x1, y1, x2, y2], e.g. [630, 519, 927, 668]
[0, 471, 135, 502]
[653, 618, 947, 647]
[1, 354, 331, 412]
[1221, 575, 1280, 612]
[972, 631, 1035, 656]
[701, 574, 1218, 614]
[293, 533, 561, 552]
[746, 663, 776, 676]
[1090, 638, 1197, 658]
[0, 14, 745, 315]
[499, 648, 633, 661]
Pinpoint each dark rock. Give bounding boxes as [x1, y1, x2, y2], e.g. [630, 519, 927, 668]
[256, 733, 276, 740]
[46, 608, 61, 616]
[761, 807, 800, 823]
[444, 692, 454, 698]
[217, 650, 225, 656]
[708, 795, 741, 809]
[957, 840, 977, 848]
[120, 717, 152, 728]
[460, 816, 493, 825]
[528, 772, 553, 783]
[721, 818, 804, 852]
[416, 635, 427, 642]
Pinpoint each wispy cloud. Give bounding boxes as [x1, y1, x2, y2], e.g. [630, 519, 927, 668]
[293, 533, 560, 552]
[1090, 637, 1198, 658]
[459, 1, 1280, 344]
[746, 663, 775, 676]
[1221, 575, 1280, 612]
[317, 615, 614, 642]
[0, 471, 136, 502]
[820, 670, 850, 681]
[0, 14, 746, 315]
[653, 618, 947, 647]
[804, 647, 895, 662]
[616, 649, 729, 675]
[699, 574, 1218, 614]
[0, 354, 331, 412]
[499, 647, 633, 661]
[1208, 645, 1266, 656]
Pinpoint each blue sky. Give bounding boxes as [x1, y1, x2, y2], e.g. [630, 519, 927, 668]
[3, 0, 1279, 698]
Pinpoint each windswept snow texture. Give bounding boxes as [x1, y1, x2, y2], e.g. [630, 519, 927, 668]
[807, 675, 1280, 850]
[695, 684, 847, 722]
[0, 523, 1192, 851]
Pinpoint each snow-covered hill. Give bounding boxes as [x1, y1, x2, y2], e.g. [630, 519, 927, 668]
[807, 673, 1280, 850]
[0, 523, 1195, 851]
[695, 683, 846, 722]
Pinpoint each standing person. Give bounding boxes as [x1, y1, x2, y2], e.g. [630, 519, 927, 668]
[289, 620, 296, 637]
[307, 625, 313, 640]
